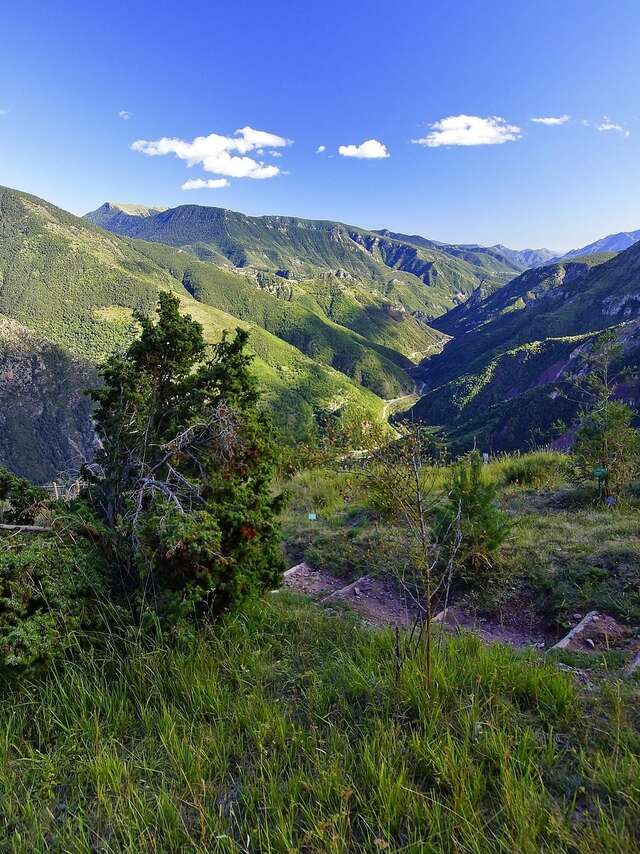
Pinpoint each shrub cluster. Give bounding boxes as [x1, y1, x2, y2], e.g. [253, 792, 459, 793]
[0, 294, 285, 670]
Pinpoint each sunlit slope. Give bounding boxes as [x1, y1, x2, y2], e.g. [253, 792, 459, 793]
[0, 186, 386, 476]
[131, 239, 444, 397]
[410, 245, 640, 451]
[86, 201, 523, 317]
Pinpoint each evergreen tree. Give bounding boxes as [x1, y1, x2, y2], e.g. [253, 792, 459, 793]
[569, 331, 640, 499]
[438, 451, 509, 583]
[84, 292, 284, 618]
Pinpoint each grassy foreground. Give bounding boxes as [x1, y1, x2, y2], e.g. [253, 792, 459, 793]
[281, 452, 640, 629]
[1, 594, 638, 852]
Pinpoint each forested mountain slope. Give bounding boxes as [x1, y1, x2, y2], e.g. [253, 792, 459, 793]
[85, 202, 523, 317]
[0, 186, 390, 479]
[410, 244, 640, 450]
[428, 254, 615, 381]
[128, 239, 442, 397]
[0, 315, 96, 481]
[9, 182, 640, 474]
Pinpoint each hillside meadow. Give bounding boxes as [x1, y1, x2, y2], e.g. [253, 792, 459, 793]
[1, 595, 638, 852]
[1, 451, 639, 852]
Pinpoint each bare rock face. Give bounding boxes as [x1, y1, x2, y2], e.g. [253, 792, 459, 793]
[602, 292, 640, 318]
[0, 317, 97, 483]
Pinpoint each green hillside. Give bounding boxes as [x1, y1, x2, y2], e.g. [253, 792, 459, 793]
[130, 240, 429, 398]
[425, 255, 613, 387]
[13, 182, 640, 471]
[410, 245, 640, 450]
[132, 240, 445, 360]
[0, 186, 437, 398]
[0, 187, 167, 361]
[0, 186, 387, 479]
[172, 294, 386, 442]
[85, 202, 523, 317]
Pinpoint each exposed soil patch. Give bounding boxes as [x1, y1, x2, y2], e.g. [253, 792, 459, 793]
[284, 563, 544, 645]
[284, 564, 419, 627]
[283, 564, 640, 667]
[283, 562, 344, 598]
[433, 605, 546, 649]
[552, 610, 636, 652]
[323, 574, 419, 627]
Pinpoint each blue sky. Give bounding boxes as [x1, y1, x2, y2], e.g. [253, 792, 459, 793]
[1, 0, 639, 249]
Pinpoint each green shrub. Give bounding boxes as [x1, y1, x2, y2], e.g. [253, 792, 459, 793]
[573, 401, 640, 499]
[438, 451, 510, 585]
[0, 535, 109, 670]
[499, 451, 570, 489]
[0, 466, 48, 524]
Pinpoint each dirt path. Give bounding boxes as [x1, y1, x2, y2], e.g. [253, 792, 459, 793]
[282, 562, 640, 683]
[283, 563, 546, 647]
[283, 564, 640, 668]
[283, 563, 419, 626]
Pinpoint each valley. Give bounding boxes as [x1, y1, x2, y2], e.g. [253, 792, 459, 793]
[4, 5, 640, 851]
[3, 183, 640, 479]
[410, 246, 640, 451]
[2, 176, 640, 854]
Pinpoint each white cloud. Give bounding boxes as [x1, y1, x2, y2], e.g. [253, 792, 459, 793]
[316, 144, 326, 154]
[597, 117, 630, 136]
[181, 178, 230, 190]
[530, 115, 570, 125]
[338, 139, 389, 159]
[269, 149, 283, 157]
[118, 110, 131, 120]
[132, 126, 292, 182]
[412, 115, 521, 147]
[581, 119, 591, 127]
[232, 126, 292, 152]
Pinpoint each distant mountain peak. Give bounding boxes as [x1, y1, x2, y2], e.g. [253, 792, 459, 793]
[84, 201, 169, 233]
[562, 229, 640, 260]
[100, 201, 168, 217]
[487, 244, 563, 269]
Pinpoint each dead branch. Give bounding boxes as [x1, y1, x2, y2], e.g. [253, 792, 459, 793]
[0, 524, 52, 533]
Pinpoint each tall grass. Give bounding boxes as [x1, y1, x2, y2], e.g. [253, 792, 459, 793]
[490, 451, 571, 490]
[1, 594, 637, 852]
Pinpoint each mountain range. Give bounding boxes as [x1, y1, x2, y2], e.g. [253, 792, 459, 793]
[85, 201, 527, 312]
[2, 184, 640, 479]
[561, 229, 640, 260]
[410, 246, 640, 450]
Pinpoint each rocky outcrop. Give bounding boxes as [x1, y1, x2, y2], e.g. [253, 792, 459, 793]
[0, 317, 96, 482]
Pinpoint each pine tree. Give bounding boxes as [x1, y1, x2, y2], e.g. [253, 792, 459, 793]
[84, 292, 284, 618]
[438, 451, 509, 583]
[569, 331, 640, 499]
